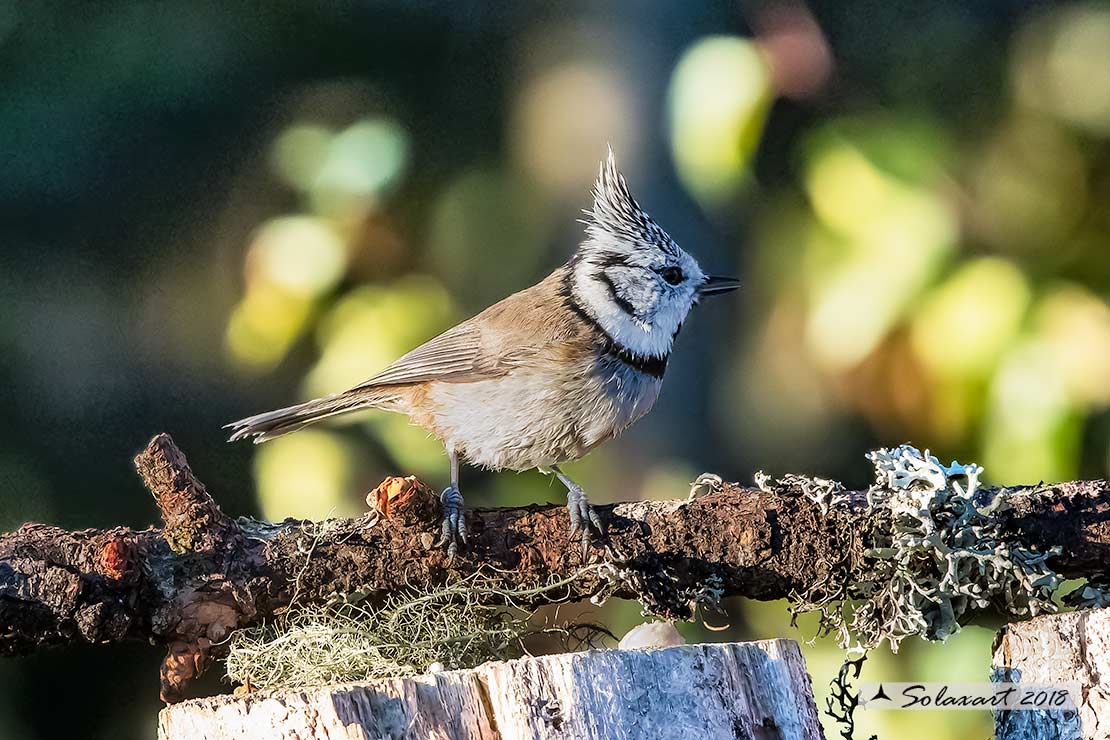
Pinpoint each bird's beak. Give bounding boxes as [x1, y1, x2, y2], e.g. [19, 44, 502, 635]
[698, 275, 741, 296]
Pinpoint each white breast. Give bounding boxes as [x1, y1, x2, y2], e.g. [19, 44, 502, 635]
[424, 356, 662, 471]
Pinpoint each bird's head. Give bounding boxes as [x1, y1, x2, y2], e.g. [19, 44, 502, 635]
[569, 148, 739, 359]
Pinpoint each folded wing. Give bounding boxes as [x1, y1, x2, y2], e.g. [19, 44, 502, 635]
[354, 321, 510, 388]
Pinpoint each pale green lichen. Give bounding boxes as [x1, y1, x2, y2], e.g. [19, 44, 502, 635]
[224, 568, 607, 690]
[757, 470, 849, 515]
[792, 444, 1063, 652]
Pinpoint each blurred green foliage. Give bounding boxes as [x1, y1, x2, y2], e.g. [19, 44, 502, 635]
[1, 2, 1108, 739]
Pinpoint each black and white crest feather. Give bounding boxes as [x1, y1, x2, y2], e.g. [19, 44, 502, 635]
[567, 148, 707, 362]
[585, 147, 680, 260]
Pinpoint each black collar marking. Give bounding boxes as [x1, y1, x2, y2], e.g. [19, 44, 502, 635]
[605, 340, 669, 378]
[560, 269, 669, 379]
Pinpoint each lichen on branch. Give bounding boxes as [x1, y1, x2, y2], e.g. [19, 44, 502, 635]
[784, 445, 1064, 652]
[0, 433, 1107, 702]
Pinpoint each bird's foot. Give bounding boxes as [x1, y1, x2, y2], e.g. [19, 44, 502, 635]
[565, 485, 605, 558]
[433, 485, 467, 561]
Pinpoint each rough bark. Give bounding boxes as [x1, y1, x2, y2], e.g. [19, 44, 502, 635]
[993, 607, 1110, 740]
[1, 433, 1107, 702]
[158, 640, 824, 740]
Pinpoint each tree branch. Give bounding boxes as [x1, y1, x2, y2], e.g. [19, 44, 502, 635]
[0, 434, 1107, 702]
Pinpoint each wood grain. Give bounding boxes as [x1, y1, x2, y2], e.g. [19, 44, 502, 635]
[159, 640, 824, 740]
[993, 607, 1110, 739]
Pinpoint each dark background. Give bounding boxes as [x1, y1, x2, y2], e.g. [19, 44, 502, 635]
[2, 2, 1108, 738]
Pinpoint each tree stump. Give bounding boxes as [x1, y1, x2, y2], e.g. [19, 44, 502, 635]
[159, 639, 824, 740]
[993, 607, 1110, 740]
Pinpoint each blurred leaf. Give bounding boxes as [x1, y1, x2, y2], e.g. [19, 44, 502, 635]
[983, 339, 1082, 485]
[911, 258, 1032, 381]
[253, 430, 362, 521]
[668, 36, 772, 205]
[1013, 4, 1110, 136]
[305, 276, 457, 397]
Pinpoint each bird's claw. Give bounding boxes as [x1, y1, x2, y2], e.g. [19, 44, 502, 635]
[566, 486, 605, 559]
[433, 486, 467, 561]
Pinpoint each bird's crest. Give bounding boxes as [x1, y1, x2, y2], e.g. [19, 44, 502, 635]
[583, 147, 679, 260]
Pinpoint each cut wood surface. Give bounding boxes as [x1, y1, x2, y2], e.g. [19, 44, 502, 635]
[159, 639, 824, 740]
[993, 607, 1110, 740]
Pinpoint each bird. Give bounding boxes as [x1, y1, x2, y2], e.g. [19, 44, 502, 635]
[226, 149, 739, 558]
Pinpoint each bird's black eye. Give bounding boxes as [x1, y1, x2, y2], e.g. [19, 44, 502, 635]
[660, 266, 684, 285]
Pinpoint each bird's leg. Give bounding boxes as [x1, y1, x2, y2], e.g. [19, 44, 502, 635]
[550, 465, 606, 557]
[433, 449, 466, 560]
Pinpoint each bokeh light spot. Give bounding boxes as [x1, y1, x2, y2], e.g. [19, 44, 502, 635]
[800, 121, 957, 370]
[1030, 284, 1110, 406]
[249, 216, 347, 298]
[305, 276, 456, 397]
[315, 119, 408, 198]
[984, 340, 1080, 485]
[911, 258, 1032, 380]
[253, 429, 360, 520]
[270, 123, 334, 193]
[364, 414, 451, 481]
[1013, 4, 1110, 135]
[225, 284, 312, 372]
[511, 61, 639, 197]
[668, 36, 772, 205]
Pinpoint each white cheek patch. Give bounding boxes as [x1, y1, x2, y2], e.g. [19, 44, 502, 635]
[572, 268, 678, 358]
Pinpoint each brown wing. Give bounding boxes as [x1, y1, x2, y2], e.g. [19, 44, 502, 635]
[353, 267, 580, 389]
[354, 317, 522, 388]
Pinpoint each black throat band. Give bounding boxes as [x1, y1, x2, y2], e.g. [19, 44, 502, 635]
[559, 269, 669, 380]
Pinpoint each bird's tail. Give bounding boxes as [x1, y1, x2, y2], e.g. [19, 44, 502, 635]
[225, 388, 397, 444]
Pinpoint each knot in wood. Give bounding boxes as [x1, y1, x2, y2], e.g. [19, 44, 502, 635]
[366, 476, 440, 528]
